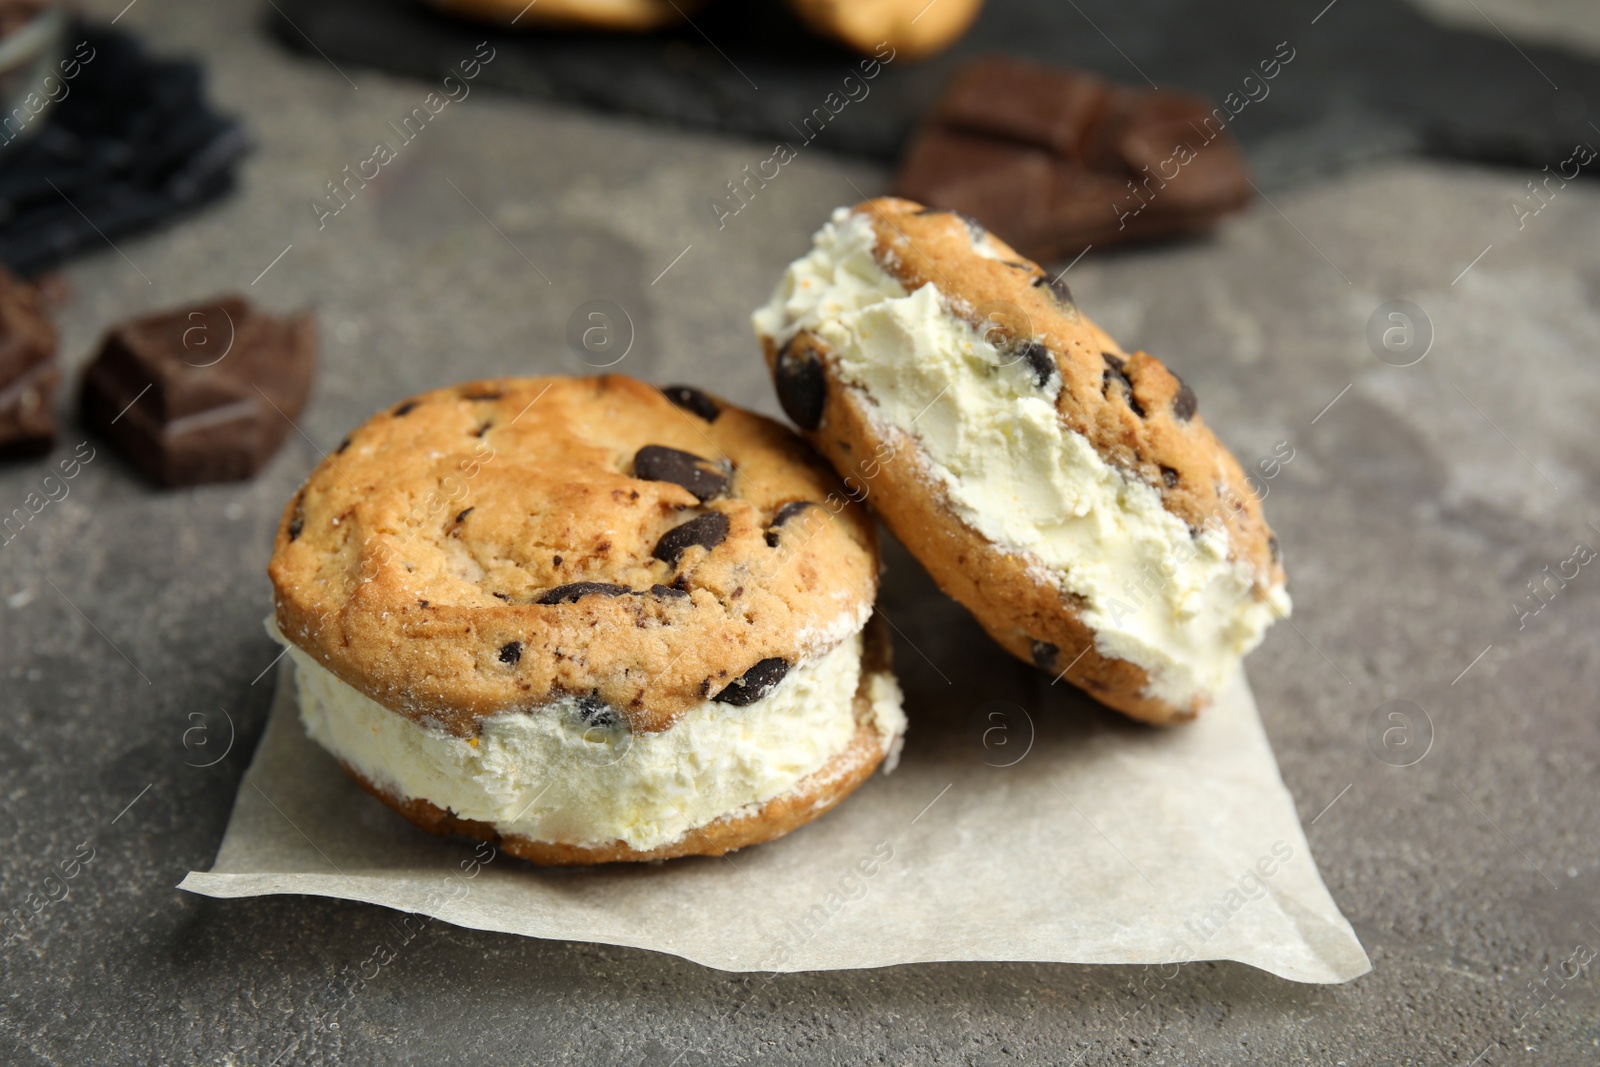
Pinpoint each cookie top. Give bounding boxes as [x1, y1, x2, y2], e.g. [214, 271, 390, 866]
[845, 197, 1282, 592]
[269, 375, 876, 737]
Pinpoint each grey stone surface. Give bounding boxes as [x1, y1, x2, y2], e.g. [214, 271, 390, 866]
[2, 1, 1598, 1063]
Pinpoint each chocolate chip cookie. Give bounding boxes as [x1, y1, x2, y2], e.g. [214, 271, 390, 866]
[753, 198, 1288, 724]
[269, 374, 905, 864]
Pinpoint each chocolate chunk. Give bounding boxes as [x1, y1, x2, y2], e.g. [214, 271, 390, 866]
[713, 657, 789, 706]
[1030, 640, 1060, 672]
[633, 444, 728, 502]
[392, 399, 419, 416]
[765, 500, 818, 546]
[0, 267, 59, 459]
[659, 384, 720, 422]
[537, 582, 631, 604]
[1033, 273, 1074, 307]
[774, 339, 826, 431]
[649, 583, 689, 599]
[498, 641, 522, 664]
[1019, 342, 1055, 388]
[335, 436, 351, 454]
[894, 56, 1253, 262]
[78, 295, 316, 487]
[954, 210, 987, 243]
[576, 694, 618, 729]
[492, 592, 511, 601]
[653, 512, 730, 566]
[1160, 466, 1179, 488]
[1101, 354, 1144, 417]
[1171, 375, 1198, 421]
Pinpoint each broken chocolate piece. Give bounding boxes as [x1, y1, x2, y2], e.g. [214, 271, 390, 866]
[498, 641, 522, 664]
[78, 294, 316, 487]
[773, 338, 826, 431]
[713, 657, 789, 706]
[653, 512, 730, 566]
[659, 383, 720, 422]
[633, 444, 728, 502]
[537, 582, 631, 604]
[649, 583, 689, 600]
[1030, 640, 1060, 672]
[895, 56, 1253, 262]
[0, 265, 59, 459]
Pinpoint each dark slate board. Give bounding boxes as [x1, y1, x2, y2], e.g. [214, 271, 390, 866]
[266, 0, 1600, 188]
[0, 21, 248, 275]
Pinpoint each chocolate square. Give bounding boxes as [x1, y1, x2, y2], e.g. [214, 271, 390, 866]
[0, 265, 59, 460]
[896, 57, 1253, 262]
[79, 295, 316, 487]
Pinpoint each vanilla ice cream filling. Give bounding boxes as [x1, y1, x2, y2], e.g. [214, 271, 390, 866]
[753, 208, 1291, 707]
[271, 621, 906, 852]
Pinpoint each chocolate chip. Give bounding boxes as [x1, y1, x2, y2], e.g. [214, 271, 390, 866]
[1019, 342, 1055, 388]
[418, 599, 430, 608]
[392, 399, 419, 417]
[1032, 273, 1074, 306]
[492, 592, 511, 601]
[498, 641, 522, 664]
[537, 582, 631, 604]
[1171, 374, 1198, 421]
[1161, 466, 1179, 488]
[553, 555, 562, 566]
[455, 507, 474, 524]
[576, 694, 617, 729]
[1102, 354, 1144, 417]
[1268, 534, 1281, 563]
[713, 657, 789, 705]
[1030, 640, 1059, 672]
[774, 339, 826, 431]
[650, 583, 689, 599]
[653, 512, 730, 567]
[660, 384, 720, 422]
[765, 500, 817, 546]
[633, 445, 728, 502]
[288, 495, 304, 541]
[335, 436, 351, 454]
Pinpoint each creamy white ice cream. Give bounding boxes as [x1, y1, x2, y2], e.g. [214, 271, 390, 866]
[753, 208, 1290, 708]
[271, 620, 906, 853]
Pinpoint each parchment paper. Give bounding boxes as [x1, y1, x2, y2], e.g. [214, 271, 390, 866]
[180, 549, 1369, 984]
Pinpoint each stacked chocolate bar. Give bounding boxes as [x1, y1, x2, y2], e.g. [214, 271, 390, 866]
[0, 267, 59, 458]
[895, 57, 1253, 262]
[79, 296, 316, 487]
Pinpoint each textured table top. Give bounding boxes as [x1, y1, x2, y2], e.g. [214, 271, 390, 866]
[2, 1, 1598, 1063]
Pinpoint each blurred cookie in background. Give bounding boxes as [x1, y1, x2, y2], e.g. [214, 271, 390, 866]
[421, 0, 705, 32]
[787, 0, 983, 59]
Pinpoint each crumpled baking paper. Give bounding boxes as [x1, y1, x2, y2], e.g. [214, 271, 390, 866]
[180, 553, 1369, 984]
